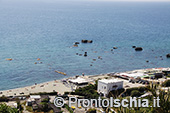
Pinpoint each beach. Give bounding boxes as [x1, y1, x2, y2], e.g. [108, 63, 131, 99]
[1, 67, 169, 97]
[0, 74, 109, 97]
[0, 80, 72, 97]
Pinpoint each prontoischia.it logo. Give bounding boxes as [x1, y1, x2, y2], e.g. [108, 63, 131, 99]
[54, 97, 160, 108]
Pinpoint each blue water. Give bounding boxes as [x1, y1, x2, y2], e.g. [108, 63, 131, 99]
[0, 0, 170, 90]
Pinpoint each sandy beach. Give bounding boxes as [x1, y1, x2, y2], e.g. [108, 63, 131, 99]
[0, 80, 72, 97]
[0, 73, 111, 97]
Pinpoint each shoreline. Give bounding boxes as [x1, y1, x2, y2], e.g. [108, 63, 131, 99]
[0, 67, 169, 97]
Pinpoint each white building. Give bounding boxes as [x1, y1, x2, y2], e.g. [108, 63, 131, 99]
[26, 95, 41, 106]
[97, 79, 123, 97]
[69, 77, 93, 85]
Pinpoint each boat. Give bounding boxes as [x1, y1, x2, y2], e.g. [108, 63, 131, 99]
[55, 70, 67, 75]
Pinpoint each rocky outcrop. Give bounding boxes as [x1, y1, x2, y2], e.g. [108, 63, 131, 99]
[132, 46, 136, 48]
[74, 42, 80, 45]
[81, 40, 93, 43]
[84, 52, 87, 57]
[113, 47, 118, 49]
[166, 54, 170, 58]
[135, 47, 143, 51]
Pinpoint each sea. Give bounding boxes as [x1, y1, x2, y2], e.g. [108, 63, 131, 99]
[0, 0, 170, 90]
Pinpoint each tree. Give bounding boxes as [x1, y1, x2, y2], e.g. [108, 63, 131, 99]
[162, 80, 170, 87]
[0, 103, 18, 113]
[130, 90, 141, 97]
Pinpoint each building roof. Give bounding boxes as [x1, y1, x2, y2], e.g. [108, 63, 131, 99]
[6, 102, 17, 108]
[30, 95, 41, 99]
[120, 73, 144, 78]
[69, 77, 89, 84]
[99, 79, 123, 84]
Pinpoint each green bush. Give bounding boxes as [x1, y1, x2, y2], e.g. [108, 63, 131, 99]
[162, 80, 170, 87]
[26, 106, 33, 112]
[72, 84, 99, 99]
[108, 88, 125, 98]
[0, 96, 9, 102]
[125, 87, 147, 96]
[87, 108, 96, 113]
[0, 103, 18, 113]
[40, 102, 49, 112]
[42, 98, 49, 103]
[131, 90, 141, 97]
[64, 104, 73, 113]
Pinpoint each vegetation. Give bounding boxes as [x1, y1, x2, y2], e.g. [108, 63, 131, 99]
[111, 84, 170, 113]
[15, 98, 23, 112]
[124, 87, 147, 97]
[26, 106, 33, 112]
[30, 91, 58, 95]
[64, 104, 73, 113]
[39, 97, 50, 112]
[0, 96, 9, 102]
[40, 102, 49, 112]
[0, 103, 18, 113]
[87, 108, 96, 113]
[130, 90, 142, 97]
[162, 80, 170, 87]
[71, 84, 99, 99]
[108, 88, 125, 98]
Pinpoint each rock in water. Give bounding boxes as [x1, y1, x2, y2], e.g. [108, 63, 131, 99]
[135, 47, 143, 51]
[166, 54, 170, 58]
[87, 40, 93, 43]
[132, 46, 136, 48]
[81, 40, 93, 43]
[74, 42, 80, 44]
[113, 47, 118, 49]
[84, 52, 87, 57]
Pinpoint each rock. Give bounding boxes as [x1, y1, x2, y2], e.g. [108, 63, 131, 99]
[166, 54, 170, 58]
[132, 46, 136, 48]
[76, 53, 79, 55]
[98, 56, 101, 59]
[87, 40, 93, 43]
[81, 40, 88, 43]
[74, 42, 80, 45]
[81, 40, 93, 43]
[113, 47, 118, 49]
[98, 56, 102, 60]
[73, 44, 78, 47]
[84, 52, 87, 57]
[135, 47, 143, 51]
